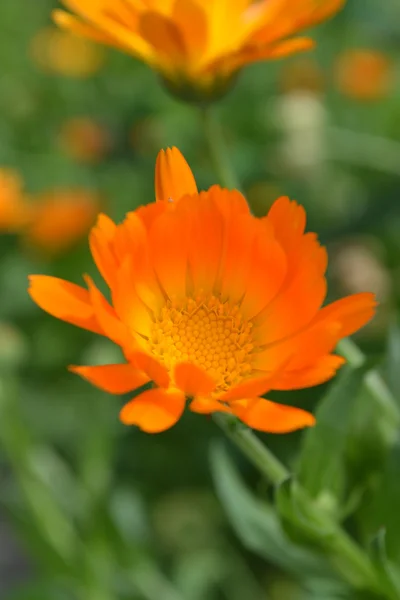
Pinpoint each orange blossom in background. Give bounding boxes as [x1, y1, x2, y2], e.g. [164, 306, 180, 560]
[53, 0, 345, 100]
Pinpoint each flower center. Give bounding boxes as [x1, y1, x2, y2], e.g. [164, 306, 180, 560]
[149, 295, 254, 392]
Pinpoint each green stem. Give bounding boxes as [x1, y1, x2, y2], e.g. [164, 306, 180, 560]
[213, 414, 288, 485]
[203, 112, 398, 599]
[200, 107, 241, 190]
[213, 414, 391, 597]
[338, 338, 400, 425]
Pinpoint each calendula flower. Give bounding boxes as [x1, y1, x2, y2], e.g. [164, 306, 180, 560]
[53, 0, 345, 101]
[58, 117, 111, 164]
[335, 49, 393, 101]
[28, 148, 376, 434]
[25, 190, 100, 255]
[31, 26, 104, 78]
[0, 169, 31, 233]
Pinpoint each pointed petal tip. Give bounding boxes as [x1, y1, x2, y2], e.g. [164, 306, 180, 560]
[155, 146, 197, 203]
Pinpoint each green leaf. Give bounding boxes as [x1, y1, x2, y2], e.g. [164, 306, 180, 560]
[297, 365, 366, 503]
[3, 581, 69, 600]
[385, 324, 400, 403]
[359, 437, 400, 565]
[369, 529, 400, 599]
[275, 477, 337, 549]
[210, 442, 340, 584]
[0, 377, 80, 568]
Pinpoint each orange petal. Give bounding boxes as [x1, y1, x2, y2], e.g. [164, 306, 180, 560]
[53, 9, 124, 48]
[28, 275, 102, 334]
[232, 398, 316, 433]
[112, 258, 153, 339]
[210, 37, 315, 74]
[239, 221, 287, 320]
[84, 274, 131, 348]
[249, 0, 344, 46]
[219, 368, 284, 402]
[60, 0, 154, 62]
[129, 351, 170, 388]
[135, 202, 167, 231]
[265, 196, 306, 251]
[272, 355, 346, 390]
[69, 363, 149, 394]
[89, 213, 118, 287]
[178, 191, 224, 295]
[120, 387, 186, 432]
[254, 233, 327, 343]
[317, 293, 377, 339]
[266, 37, 316, 59]
[148, 209, 188, 300]
[172, 0, 208, 57]
[174, 363, 216, 396]
[189, 397, 231, 414]
[216, 204, 258, 303]
[155, 147, 198, 203]
[138, 12, 186, 61]
[253, 319, 341, 372]
[211, 186, 250, 215]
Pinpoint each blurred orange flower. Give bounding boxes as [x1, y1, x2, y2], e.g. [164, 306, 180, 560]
[31, 26, 104, 78]
[58, 118, 111, 164]
[25, 190, 100, 255]
[280, 57, 324, 95]
[53, 0, 345, 100]
[29, 148, 376, 434]
[0, 169, 31, 233]
[335, 49, 393, 101]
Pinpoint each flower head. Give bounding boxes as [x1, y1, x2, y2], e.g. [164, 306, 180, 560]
[53, 0, 345, 101]
[0, 169, 31, 233]
[28, 148, 376, 434]
[31, 26, 104, 78]
[25, 190, 100, 255]
[58, 117, 111, 164]
[335, 49, 393, 102]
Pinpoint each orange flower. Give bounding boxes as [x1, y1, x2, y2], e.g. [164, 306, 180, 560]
[25, 190, 100, 255]
[335, 49, 393, 101]
[58, 117, 111, 164]
[30, 26, 104, 78]
[28, 148, 376, 434]
[53, 0, 345, 100]
[0, 169, 31, 233]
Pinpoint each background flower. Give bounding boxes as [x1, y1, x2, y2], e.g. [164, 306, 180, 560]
[52, 0, 344, 100]
[1, 0, 400, 597]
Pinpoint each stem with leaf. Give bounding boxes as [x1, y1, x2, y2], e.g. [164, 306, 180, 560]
[201, 105, 399, 600]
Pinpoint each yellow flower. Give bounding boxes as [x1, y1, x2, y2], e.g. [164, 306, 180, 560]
[53, 0, 345, 101]
[30, 26, 104, 78]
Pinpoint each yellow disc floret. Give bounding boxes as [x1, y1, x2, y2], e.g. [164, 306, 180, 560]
[149, 295, 254, 392]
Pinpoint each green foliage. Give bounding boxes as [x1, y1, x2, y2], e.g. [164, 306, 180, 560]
[297, 365, 367, 505]
[0, 0, 400, 598]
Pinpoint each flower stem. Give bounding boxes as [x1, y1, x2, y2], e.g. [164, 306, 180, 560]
[213, 414, 393, 597]
[203, 111, 399, 599]
[213, 413, 289, 485]
[200, 107, 241, 191]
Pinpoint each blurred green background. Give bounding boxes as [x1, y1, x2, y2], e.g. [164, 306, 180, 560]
[0, 0, 400, 599]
